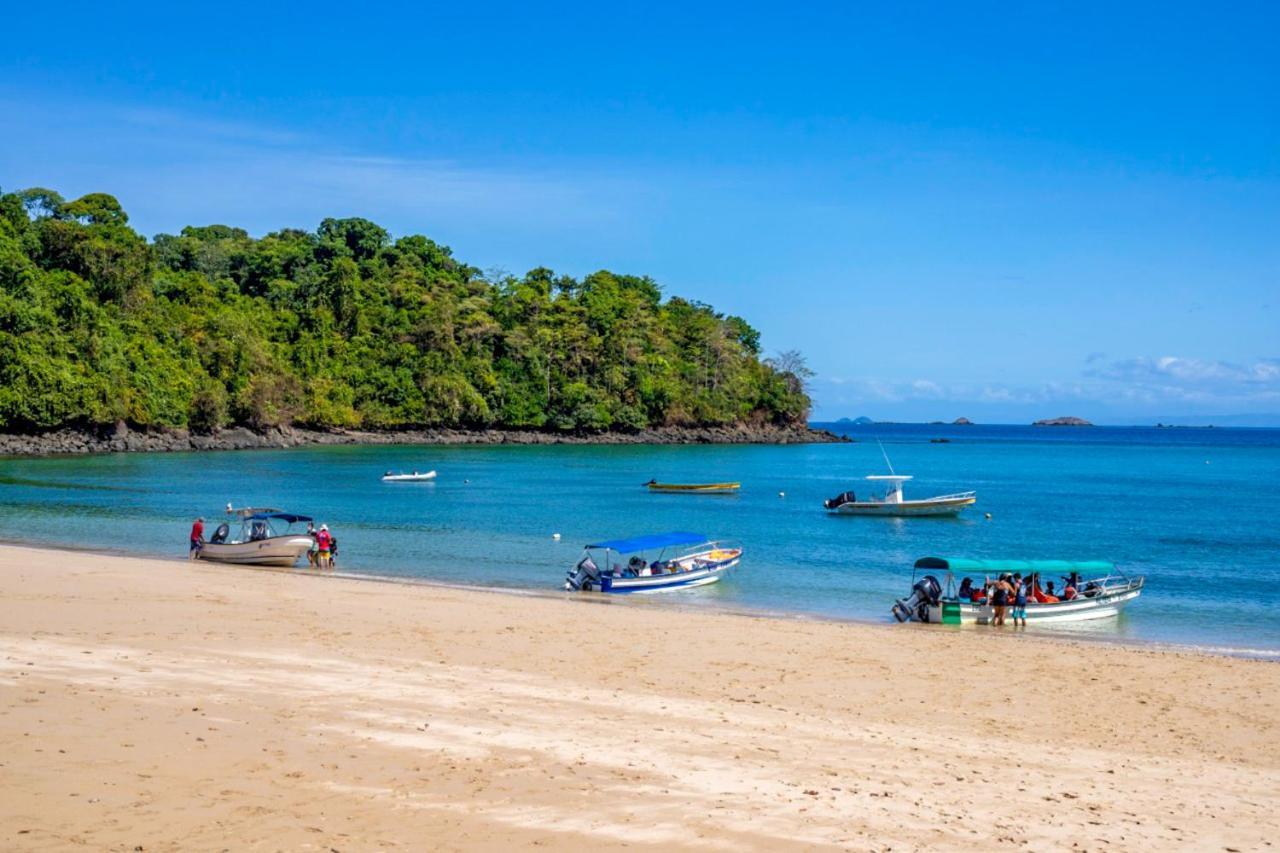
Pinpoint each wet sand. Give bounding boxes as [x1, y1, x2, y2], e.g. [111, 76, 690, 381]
[1, 543, 1276, 850]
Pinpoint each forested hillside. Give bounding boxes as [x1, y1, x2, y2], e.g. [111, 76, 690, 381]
[0, 188, 811, 434]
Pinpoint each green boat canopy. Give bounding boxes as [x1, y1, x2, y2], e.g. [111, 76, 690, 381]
[913, 557, 1115, 574]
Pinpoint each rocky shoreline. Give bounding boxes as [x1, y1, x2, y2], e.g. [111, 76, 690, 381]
[0, 422, 848, 457]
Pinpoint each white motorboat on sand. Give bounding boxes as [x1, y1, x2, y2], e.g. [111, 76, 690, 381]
[198, 507, 315, 567]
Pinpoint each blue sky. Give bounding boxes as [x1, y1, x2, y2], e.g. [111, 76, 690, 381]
[3, 1, 1277, 424]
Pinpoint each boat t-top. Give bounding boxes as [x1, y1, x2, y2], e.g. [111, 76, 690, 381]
[198, 506, 315, 567]
[381, 470, 437, 482]
[824, 475, 976, 517]
[892, 557, 1145, 625]
[564, 531, 742, 593]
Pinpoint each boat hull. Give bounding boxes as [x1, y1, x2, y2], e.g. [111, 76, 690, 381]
[828, 496, 976, 517]
[382, 471, 436, 482]
[198, 535, 314, 567]
[925, 582, 1144, 624]
[647, 482, 740, 494]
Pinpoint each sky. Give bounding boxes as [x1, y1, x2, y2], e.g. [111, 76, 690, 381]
[2, 1, 1277, 424]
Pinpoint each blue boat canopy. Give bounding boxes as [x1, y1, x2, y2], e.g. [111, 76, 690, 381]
[914, 556, 1115, 574]
[587, 531, 709, 553]
[248, 512, 313, 524]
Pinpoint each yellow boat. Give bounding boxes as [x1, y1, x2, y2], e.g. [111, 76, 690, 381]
[645, 479, 741, 494]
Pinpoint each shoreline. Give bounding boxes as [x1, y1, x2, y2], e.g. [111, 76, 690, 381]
[4, 536, 1277, 662]
[1, 542, 1276, 849]
[0, 422, 847, 457]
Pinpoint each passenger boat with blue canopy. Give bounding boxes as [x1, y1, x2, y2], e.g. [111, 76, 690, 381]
[564, 531, 742, 593]
[892, 557, 1144, 625]
[198, 506, 316, 567]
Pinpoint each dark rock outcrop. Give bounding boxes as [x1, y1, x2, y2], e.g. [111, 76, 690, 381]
[0, 422, 849, 457]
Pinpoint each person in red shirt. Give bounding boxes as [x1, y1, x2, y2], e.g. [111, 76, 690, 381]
[188, 517, 205, 561]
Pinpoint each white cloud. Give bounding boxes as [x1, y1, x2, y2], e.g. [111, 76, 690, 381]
[1, 92, 657, 240]
[817, 354, 1280, 419]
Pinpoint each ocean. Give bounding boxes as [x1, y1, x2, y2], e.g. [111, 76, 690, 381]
[1, 422, 1278, 656]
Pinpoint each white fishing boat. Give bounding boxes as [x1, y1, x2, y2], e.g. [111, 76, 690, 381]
[892, 557, 1145, 625]
[381, 470, 437, 482]
[564, 531, 742, 594]
[198, 507, 315, 567]
[824, 475, 976, 517]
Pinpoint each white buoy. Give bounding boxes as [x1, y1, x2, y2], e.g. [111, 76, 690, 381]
[984, 512, 992, 520]
[778, 491, 785, 498]
[552, 533, 561, 540]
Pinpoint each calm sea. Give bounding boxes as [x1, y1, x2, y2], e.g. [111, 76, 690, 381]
[2, 422, 1278, 656]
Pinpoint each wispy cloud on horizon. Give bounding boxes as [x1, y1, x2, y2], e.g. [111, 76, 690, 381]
[816, 355, 1280, 420]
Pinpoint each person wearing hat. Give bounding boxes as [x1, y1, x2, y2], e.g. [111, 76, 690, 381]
[188, 517, 205, 561]
[315, 524, 333, 569]
[305, 521, 318, 567]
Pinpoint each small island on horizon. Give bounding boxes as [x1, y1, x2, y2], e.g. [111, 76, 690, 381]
[1033, 416, 1094, 427]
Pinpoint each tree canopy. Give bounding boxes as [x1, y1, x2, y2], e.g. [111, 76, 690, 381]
[0, 187, 812, 434]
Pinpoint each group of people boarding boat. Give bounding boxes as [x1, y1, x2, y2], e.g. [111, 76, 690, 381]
[956, 571, 1104, 626]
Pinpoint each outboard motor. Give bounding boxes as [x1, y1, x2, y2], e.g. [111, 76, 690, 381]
[823, 491, 856, 509]
[892, 574, 942, 623]
[565, 555, 601, 591]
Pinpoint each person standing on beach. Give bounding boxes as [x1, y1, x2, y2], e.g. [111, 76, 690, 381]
[315, 524, 333, 569]
[1012, 574, 1029, 627]
[992, 574, 1014, 626]
[305, 521, 318, 567]
[188, 517, 205, 561]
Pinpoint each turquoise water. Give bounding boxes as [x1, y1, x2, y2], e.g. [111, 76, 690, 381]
[1, 423, 1278, 655]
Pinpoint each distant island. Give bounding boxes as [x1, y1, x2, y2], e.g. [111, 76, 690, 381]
[835, 416, 875, 425]
[0, 187, 824, 451]
[1033, 416, 1094, 427]
[952, 417, 973, 425]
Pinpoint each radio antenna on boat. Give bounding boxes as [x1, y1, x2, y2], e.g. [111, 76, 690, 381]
[876, 438, 897, 476]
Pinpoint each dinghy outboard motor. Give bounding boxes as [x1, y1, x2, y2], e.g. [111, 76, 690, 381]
[565, 555, 601, 591]
[892, 574, 942, 623]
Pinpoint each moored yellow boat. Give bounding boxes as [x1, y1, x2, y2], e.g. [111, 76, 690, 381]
[645, 479, 741, 494]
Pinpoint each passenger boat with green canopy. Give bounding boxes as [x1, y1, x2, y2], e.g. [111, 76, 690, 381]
[892, 557, 1144, 625]
[564, 531, 743, 593]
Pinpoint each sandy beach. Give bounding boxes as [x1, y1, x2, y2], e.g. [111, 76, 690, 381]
[1, 543, 1276, 851]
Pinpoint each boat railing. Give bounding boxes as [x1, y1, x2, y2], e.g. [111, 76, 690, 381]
[1089, 574, 1144, 593]
[928, 491, 977, 502]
